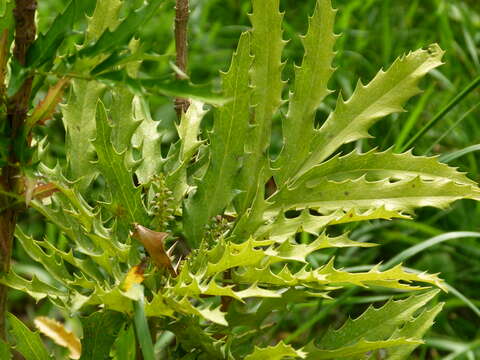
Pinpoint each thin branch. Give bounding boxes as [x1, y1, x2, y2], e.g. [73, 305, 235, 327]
[174, 0, 190, 118]
[0, 0, 37, 340]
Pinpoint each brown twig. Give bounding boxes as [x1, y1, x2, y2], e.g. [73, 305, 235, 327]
[174, 0, 190, 118]
[0, 0, 36, 339]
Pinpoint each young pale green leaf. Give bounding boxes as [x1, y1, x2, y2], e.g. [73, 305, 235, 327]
[162, 100, 207, 202]
[7, 313, 52, 360]
[15, 227, 74, 285]
[296, 148, 477, 185]
[132, 97, 164, 184]
[269, 176, 480, 215]
[274, 0, 337, 184]
[265, 233, 377, 264]
[85, 0, 123, 43]
[235, 0, 286, 213]
[305, 338, 421, 359]
[204, 238, 266, 277]
[177, 100, 207, 162]
[1, 271, 67, 302]
[317, 290, 439, 351]
[92, 101, 148, 224]
[233, 260, 444, 291]
[62, 80, 105, 190]
[256, 207, 408, 242]
[244, 342, 306, 360]
[79, 311, 126, 360]
[171, 269, 279, 301]
[387, 303, 444, 360]
[184, 32, 252, 245]
[110, 88, 141, 154]
[298, 44, 444, 177]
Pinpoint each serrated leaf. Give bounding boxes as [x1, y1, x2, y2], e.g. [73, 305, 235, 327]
[387, 303, 444, 360]
[265, 233, 377, 263]
[15, 227, 74, 285]
[318, 290, 439, 350]
[305, 337, 421, 359]
[79, 311, 126, 360]
[269, 176, 480, 215]
[92, 101, 148, 224]
[204, 238, 266, 277]
[256, 207, 409, 242]
[34, 317, 81, 359]
[234, 260, 444, 291]
[297, 148, 477, 186]
[244, 342, 306, 360]
[7, 313, 52, 360]
[132, 97, 164, 184]
[26, 0, 92, 68]
[110, 88, 142, 154]
[0, 271, 67, 302]
[316, 260, 446, 291]
[85, 0, 123, 43]
[184, 32, 252, 245]
[235, 0, 285, 213]
[79, 0, 164, 58]
[62, 80, 105, 190]
[163, 99, 207, 199]
[298, 44, 444, 177]
[274, 0, 337, 183]
[168, 297, 227, 326]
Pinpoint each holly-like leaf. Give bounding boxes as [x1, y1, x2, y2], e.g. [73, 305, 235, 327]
[62, 80, 105, 190]
[92, 101, 148, 224]
[296, 148, 477, 185]
[244, 342, 306, 360]
[79, 0, 164, 58]
[297, 44, 445, 177]
[269, 176, 480, 215]
[26, 0, 92, 68]
[85, 0, 123, 44]
[311, 290, 440, 354]
[235, 0, 286, 213]
[184, 32, 252, 245]
[274, 0, 337, 184]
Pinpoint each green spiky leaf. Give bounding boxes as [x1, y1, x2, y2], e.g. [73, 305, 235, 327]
[7, 313, 51, 360]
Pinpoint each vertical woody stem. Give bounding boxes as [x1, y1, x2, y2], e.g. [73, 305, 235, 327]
[0, 0, 36, 339]
[174, 0, 190, 118]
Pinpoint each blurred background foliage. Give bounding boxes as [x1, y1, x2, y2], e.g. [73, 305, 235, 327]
[15, 0, 480, 358]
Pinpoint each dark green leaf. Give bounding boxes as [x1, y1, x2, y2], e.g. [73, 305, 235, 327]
[7, 313, 51, 360]
[80, 310, 126, 360]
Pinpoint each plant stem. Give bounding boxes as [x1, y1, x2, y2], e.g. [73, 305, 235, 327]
[174, 0, 190, 118]
[0, 0, 36, 339]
